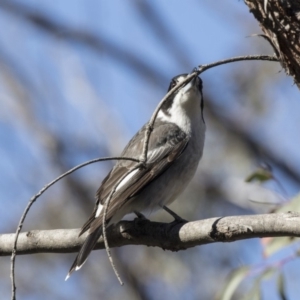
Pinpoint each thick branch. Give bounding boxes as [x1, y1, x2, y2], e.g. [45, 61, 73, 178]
[1, 212, 300, 256]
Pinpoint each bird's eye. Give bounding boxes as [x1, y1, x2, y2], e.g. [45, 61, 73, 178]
[168, 79, 177, 91]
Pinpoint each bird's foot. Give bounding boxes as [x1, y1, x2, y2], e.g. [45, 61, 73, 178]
[134, 211, 148, 220]
[162, 205, 188, 224]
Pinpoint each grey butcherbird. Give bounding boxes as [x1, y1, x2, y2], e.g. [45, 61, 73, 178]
[66, 73, 205, 280]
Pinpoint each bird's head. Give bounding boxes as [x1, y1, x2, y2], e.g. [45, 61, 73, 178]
[160, 73, 204, 125]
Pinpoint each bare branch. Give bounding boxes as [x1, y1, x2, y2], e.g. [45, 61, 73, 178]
[9, 53, 279, 298]
[140, 72, 196, 162]
[102, 165, 142, 285]
[197, 54, 278, 73]
[10, 156, 139, 300]
[2, 212, 300, 256]
[141, 54, 278, 163]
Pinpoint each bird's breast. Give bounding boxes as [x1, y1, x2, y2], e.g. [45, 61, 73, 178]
[128, 119, 205, 212]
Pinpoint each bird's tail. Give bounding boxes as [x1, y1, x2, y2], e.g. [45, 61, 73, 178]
[65, 225, 102, 281]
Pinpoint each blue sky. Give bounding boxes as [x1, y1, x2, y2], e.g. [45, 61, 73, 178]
[0, 1, 300, 299]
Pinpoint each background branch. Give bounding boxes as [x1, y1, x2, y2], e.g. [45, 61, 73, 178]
[1, 212, 300, 256]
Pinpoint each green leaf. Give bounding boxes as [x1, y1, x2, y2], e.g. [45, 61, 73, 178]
[245, 168, 273, 183]
[242, 267, 276, 300]
[242, 283, 261, 300]
[216, 266, 249, 300]
[275, 194, 300, 213]
[263, 236, 296, 257]
[263, 193, 300, 256]
[277, 273, 287, 300]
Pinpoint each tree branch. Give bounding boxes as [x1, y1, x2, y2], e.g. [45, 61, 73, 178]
[1, 212, 300, 256]
[244, 0, 300, 88]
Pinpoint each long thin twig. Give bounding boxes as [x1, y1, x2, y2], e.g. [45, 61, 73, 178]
[10, 156, 139, 300]
[102, 164, 142, 285]
[196, 54, 278, 74]
[140, 72, 196, 163]
[141, 54, 278, 163]
[10, 54, 279, 299]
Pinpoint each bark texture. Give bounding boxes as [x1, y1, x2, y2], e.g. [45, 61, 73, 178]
[1, 212, 300, 256]
[245, 0, 300, 88]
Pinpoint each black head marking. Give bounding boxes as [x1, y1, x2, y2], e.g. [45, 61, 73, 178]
[161, 74, 188, 116]
[167, 74, 188, 92]
[160, 97, 173, 117]
[200, 81, 205, 123]
[197, 77, 203, 91]
[161, 74, 204, 118]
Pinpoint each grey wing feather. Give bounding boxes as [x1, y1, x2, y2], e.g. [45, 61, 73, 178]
[67, 121, 189, 277]
[80, 121, 188, 235]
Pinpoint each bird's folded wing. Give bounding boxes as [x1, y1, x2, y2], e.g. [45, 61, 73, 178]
[80, 121, 188, 235]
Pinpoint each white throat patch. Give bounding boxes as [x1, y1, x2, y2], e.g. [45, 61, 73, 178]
[157, 86, 202, 135]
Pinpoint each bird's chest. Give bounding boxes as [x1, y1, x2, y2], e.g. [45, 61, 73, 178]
[172, 130, 204, 180]
[132, 119, 205, 211]
[153, 126, 205, 203]
[181, 116, 205, 163]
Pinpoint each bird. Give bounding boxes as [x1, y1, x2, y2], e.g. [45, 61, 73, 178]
[66, 72, 206, 280]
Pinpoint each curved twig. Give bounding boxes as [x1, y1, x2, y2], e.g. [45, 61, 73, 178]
[10, 156, 139, 300]
[102, 164, 142, 285]
[141, 54, 278, 163]
[11, 54, 279, 299]
[196, 54, 279, 74]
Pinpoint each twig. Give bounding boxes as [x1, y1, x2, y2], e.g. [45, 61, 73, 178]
[196, 54, 278, 74]
[141, 54, 278, 163]
[108, 54, 280, 285]
[10, 54, 279, 299]
[10, 156, 139, 300]
[140, 72, 197, 163]
[101, 75, 195, 284]
[102, 164, 142, 285]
